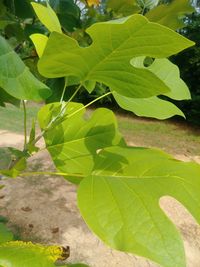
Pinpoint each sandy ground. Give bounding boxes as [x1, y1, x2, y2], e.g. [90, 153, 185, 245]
[0, 130, 200, 266]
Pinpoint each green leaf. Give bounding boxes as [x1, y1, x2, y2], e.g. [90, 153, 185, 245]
[4, 23, 25, 42]
[0, 147, 27, 178]
[0, 0, 6, 16]
[38, 103, 124, 183]
[146, 0, 195, 30]
[113, 93, 185, 119]
[45, 78, 66, 103]
[26, 120, 39, 154]
[78, 146, 200, 267]
[38, 15, 194, 99]
[0, 36, 51, 101]
[0, 223, 14, 244]
[137, 0, 159, 9]
[0, 87, 20, 107]
[4, 0, 34, 18]
[30, 34, 48, 58]
[107, 0, 141, 16]
[113, 58, 190, 119]
[31, 2, 62, 33]
[0, 241, 64, 267]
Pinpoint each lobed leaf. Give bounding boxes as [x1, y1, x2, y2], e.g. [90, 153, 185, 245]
[38, 15, 194, 99]
[113, 58, 190, 119]
[38, 103, 124, 183]
[78, 146, 200, 267]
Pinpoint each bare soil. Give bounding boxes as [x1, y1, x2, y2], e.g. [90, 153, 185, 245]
[0, 130, 200, 266]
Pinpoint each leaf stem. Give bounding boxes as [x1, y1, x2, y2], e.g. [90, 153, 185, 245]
[68, 91, 112, 118]
[60, 78, 68, 102]
[66, 83, 82, 103]
[22, 100, 27, 148]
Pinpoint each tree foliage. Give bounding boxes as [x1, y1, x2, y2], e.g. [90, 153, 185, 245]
[0, 1, 199, 267]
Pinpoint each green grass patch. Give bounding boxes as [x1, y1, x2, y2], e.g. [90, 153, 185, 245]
[0, 104, 39, 133]
[117, 114, 200, 156]
[0, 104, 200, 156]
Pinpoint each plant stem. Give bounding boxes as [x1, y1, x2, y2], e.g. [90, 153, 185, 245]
[22, 100, 27, 148]
[60, 78, 68, 102]
[66, 83, 82, 103]
[68, 91, 112, 118]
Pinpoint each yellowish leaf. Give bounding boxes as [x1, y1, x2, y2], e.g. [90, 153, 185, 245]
[30, 34, 48, 58]
[31, 2, 62, 33]
[87, 0, 100, 7]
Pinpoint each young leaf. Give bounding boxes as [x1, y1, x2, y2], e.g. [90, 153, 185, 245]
[113, 58, 190, 119]
[38, 15, 194, 99]
[30, 33, 48, 58]
[0, 36, 51, 101]
[31, 2, 62, 33]
[38, 103, 124, 183]
[78, 146, 200, 267]
[0, 241, 64, 267]
[146, 0, 195, 30]
[0, 147, 27, 178]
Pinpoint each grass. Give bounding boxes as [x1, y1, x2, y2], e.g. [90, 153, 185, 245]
[117, 113, 200, 156]
[0, 104, 200, 157]
[0, 104, 40, 133]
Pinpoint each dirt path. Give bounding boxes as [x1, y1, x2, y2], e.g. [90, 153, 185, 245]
[0, 130, 200, 266]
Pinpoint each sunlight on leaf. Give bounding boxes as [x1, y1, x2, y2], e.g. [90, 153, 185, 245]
[78, 146, 200, 267]
[38, 15, 194, 99]
[31, 2, 62, 33]
[30, 34, 48, 58]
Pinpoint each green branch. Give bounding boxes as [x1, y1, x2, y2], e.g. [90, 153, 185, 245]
[22, 100, 27, 149]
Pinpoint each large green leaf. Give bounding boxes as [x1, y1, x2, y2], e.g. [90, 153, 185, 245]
[113, 58, 190, 119]
[78, 146, 200, 267]
[146, 0, 194, 30]
[38, 103, 124, 183]
[0, 36, 51, 101]
[38, 15, 194, 99]
[107, 0, 141, 16]
[0, 241, 64, 267]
